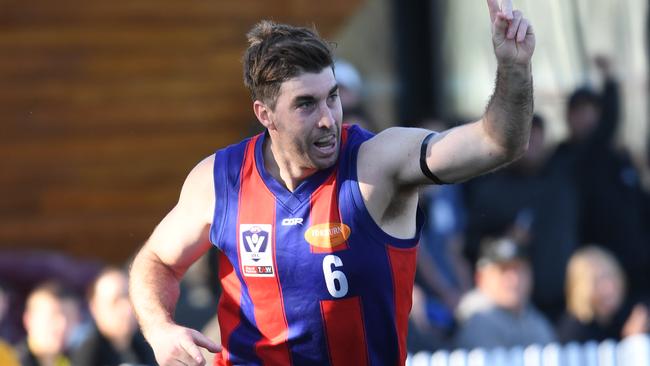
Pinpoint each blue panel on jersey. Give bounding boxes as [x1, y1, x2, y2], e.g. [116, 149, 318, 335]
[210, 137, 264, 364]
[210, 137, 250, 247]
[274, 203, 332, 366]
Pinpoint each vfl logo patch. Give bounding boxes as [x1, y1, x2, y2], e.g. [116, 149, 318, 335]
[239, 224, 274, 277]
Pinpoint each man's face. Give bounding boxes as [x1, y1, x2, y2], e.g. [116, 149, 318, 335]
[479, 260, 532, 311]
[265, 67, 343, 171]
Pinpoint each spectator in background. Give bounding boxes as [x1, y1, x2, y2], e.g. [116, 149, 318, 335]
[16, 282, 72, 366]
[408, 118, 472, 352]
[0, 283, 19, 366]
[454, 238, 555, 350]
[175, 254, 220, 366]
[0, 282, 12, 341]
[59, 289, 92, 355]
[0, 251, 103, 344]
[0, 340, 19, 366]
[72, 268, 155, 366]
[463, 114, 579, 320]
[549, 57, 650, 301]
[417, 118, 472, 308]
[557, 246, 649, 343]
[174, 255, 218, 332]
[334, 59, 376, 131]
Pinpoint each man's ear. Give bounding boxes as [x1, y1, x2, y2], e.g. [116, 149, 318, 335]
[253, 100, 276, 131]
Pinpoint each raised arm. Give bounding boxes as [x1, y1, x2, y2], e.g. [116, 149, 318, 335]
[129, 155, 221, 366]
[361, 0, 535, 186]
[590, 56, 620, 148]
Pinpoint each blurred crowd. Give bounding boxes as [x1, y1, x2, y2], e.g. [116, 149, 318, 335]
[407, 56, 650, 352]
[0, 58, 649, 365]
[0, 261, 159, 366]
[336, 57, 650, 352]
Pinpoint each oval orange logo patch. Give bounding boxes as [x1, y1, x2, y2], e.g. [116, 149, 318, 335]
[304, 223, 351, 249]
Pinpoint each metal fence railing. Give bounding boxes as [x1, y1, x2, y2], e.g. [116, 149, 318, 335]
[407, 334, 650, 366]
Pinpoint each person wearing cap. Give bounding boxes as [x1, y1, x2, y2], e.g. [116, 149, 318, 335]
[333, 59, 376, 131]
[454, 237, 555, 349]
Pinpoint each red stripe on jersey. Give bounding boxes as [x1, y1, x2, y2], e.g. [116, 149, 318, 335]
[237, 136, 292, 365]
[307, 127, 351, 254]
[215, 251, 241, 366]
[386, 245, 418, 366]
[319, 297, 369, 366]
[340, 124, 349, 143]
[308, 173, 348, 254]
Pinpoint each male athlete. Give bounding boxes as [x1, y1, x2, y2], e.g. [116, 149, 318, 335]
[129, 0, 535, 365]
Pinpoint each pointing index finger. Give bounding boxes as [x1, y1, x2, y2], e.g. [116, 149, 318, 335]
[501, 0, 514, 19]
[191, 330, 221, 353]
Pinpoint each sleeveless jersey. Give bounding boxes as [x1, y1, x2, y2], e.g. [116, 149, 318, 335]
[209, 124, 423, 366]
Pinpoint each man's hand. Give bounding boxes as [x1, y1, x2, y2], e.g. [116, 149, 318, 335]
[487, 0, 535, 66]
[147, 323, 222, 366]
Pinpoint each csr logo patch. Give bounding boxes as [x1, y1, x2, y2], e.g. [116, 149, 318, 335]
[281, 218, 303, 226]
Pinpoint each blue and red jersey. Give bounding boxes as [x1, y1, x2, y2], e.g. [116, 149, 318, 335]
[209, 124, 423, 366]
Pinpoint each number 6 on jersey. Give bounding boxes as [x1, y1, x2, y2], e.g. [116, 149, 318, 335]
[322, 255, 348, 298]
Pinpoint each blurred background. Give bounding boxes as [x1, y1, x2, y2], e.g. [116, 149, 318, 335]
[0, 0, 649, 364]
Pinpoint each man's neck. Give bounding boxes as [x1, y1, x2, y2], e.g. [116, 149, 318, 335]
[264, 137, 316, 192]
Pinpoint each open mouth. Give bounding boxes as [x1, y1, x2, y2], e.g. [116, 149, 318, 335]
[313, 135, 337, 155]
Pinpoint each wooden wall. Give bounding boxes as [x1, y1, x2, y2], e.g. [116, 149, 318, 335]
[0, 0, 362, 264]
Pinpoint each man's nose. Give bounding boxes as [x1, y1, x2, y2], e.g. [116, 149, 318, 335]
[318, 103, 335, 129]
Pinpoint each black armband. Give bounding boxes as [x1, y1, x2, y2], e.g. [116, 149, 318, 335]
[420, 132, 448, 185]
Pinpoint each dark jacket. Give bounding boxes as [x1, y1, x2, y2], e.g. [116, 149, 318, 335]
[15, 340, 70, 366]
[71, 328, 155, 366]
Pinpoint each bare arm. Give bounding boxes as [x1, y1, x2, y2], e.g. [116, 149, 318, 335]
[129, 155, 220, 366]
[368, 0, 534, 185]
[357, 0, 534, 236]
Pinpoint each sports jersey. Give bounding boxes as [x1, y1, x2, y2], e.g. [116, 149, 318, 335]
[210, 124, 423, 366]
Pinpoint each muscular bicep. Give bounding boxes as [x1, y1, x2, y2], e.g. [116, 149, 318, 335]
[140, 155, 216, 278]
[361, 121, 513, 188]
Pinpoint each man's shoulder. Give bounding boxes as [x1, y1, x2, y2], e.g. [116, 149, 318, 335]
[211, 134, 262, 172]
[343, 124, 375, 149]
[333, 124, 375, 170]
[188, 154, 217, 180]
[217, 134, 259, 153]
